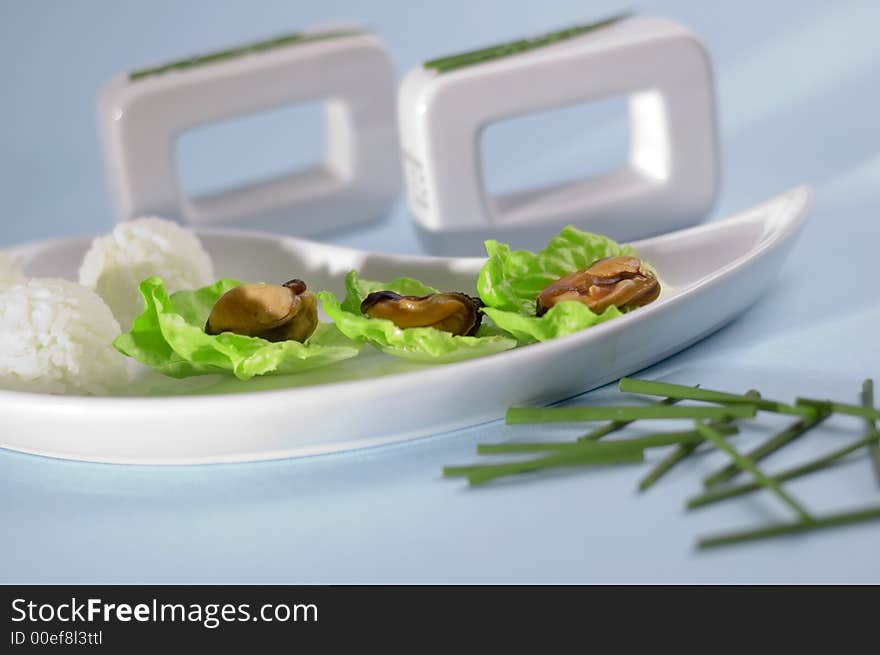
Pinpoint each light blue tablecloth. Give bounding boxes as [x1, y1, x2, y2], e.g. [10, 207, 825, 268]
[2, 0, 878, 583]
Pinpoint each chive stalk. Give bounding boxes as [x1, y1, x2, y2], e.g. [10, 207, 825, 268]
[619, 378, 814, 417]
[577, 396, 684, 442]
[454, 440, 641, 464]
[694, 421, 813, 523]
[697, 505, 880, 549]
[863, 379, 880, 484]
[443, 447, 644, 487]
[129, 30, 362, 81]
[506, 404, 755, 424]
[478, 425, 738, 455]
[702, 408, 831, 488]
[796, 397, 880, 420]
[638, 442, 700, 492]
[688, 431, 880, 509]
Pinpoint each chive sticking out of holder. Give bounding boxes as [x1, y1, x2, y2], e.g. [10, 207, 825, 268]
[423, 14, 630, 73]
[129, 29, 363, 81]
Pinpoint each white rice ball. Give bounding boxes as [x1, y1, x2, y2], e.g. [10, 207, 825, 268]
[0, 252, 25, 291]
[0, 278, 129, 395]
[79, 217, 215, 329]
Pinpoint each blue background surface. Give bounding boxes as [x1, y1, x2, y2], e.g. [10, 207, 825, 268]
[1, 0, 879, 582]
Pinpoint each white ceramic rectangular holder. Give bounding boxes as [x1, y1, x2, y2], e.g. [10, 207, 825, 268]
[398, 15, 719, 255]
[0, 186, 809, 464]
[98, 28, 401, 235]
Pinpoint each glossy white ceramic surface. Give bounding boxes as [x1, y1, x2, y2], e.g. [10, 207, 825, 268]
[98, 30, 401, 236]
[0, 187, 808, 464]
[398, 16, 719, 254]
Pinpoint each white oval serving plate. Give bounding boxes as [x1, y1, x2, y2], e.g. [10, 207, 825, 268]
[1, 186, 809, 464]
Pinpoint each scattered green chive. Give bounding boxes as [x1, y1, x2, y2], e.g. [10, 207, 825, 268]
[619, 377, 814, 418]
[697, 505, 880, 549]
[506, 404, 755, 424]
[688, 431, 880, 509]
[694, 421, 814, 523]
[443, 377, 879, 549]
[702, 408, 831, 488]
[638, 391, 761, 493]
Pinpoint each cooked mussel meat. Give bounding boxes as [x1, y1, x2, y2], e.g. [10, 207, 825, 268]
[361, 291, 483, 336]
[205, 278, 318, 343]
[536, 256, 660, 316]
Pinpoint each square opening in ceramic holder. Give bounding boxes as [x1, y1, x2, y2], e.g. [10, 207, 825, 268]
[398, 15, 719, 255]
[98, 28, 401, 236]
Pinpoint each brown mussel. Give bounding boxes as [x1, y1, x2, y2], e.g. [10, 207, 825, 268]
[205, 278, 318, 343]
[536, 256, 660, 316]
[360, 291, 483, 336]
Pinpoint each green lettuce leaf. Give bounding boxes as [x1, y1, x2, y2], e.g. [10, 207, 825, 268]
[482, 302, 623, 344]
[340, 272, 440, 313]
[114, 276, 361, 380]
[318, 271, 517, 364]
[477, 226, 641, 314]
